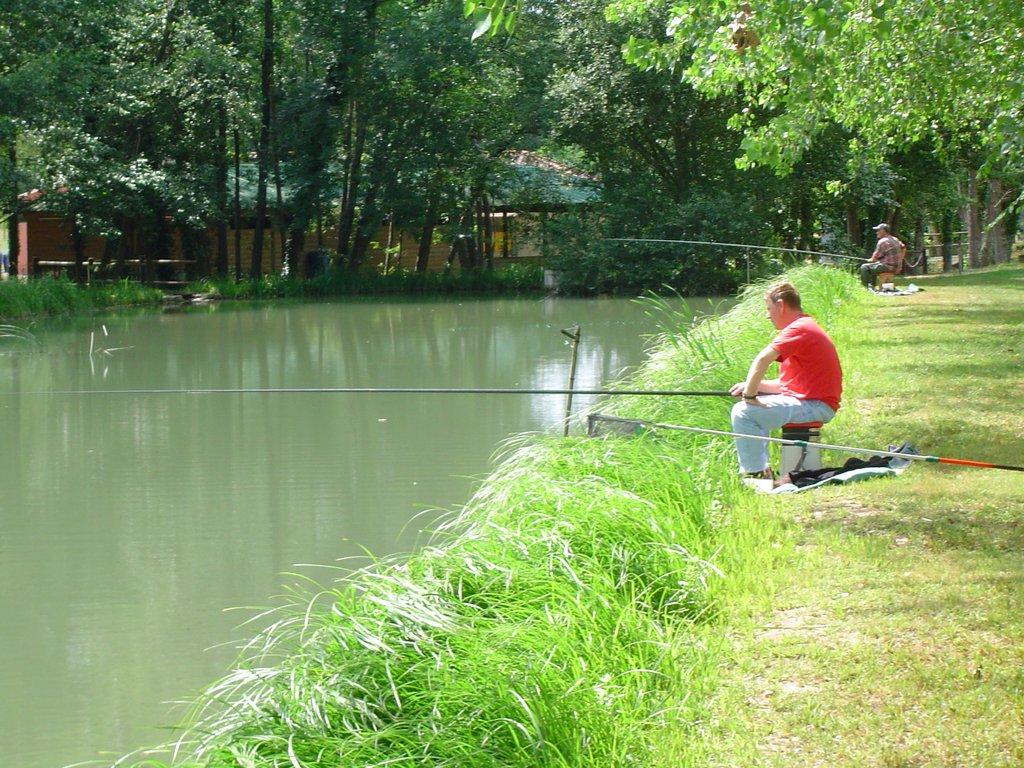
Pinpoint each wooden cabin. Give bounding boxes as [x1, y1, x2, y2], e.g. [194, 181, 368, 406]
[1, 153, 600, 282]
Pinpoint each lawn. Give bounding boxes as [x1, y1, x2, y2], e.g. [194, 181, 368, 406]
[691, 264, 1024, 767]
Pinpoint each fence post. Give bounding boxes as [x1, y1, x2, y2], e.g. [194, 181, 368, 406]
[561, 325, 581, 437]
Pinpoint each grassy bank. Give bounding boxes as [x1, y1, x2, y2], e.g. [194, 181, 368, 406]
[693, 264, 1024, 766]
[0, 277, 164, 320]
[0, 265, 544, 322]
[186, 263, 544, 300]
[129, 265, 864, 767]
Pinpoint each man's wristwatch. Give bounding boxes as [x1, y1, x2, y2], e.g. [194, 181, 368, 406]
[742, 393, 757, 401]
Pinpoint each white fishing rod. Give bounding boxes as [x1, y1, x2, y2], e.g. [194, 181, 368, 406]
[589, 414, 1024, 473]
[605, 237, 871, 262]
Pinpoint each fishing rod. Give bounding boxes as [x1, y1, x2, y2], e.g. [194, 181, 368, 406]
[589, 413, 1024, 474]
[17, 386, 739, 397]
[606, 237, 871, 263]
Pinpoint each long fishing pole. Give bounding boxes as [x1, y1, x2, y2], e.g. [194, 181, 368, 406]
[606, 237, 871, 263]
[16, 386, 739, 397]
[590, 414, 1024, 473]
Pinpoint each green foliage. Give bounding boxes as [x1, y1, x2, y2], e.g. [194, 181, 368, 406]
[0, 277, 163, 320]
[611, 0, 1024, 176]
[188, 263, 544, 299]
[542, 192, 782, 295]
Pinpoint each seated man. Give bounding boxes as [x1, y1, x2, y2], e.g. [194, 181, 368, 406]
[860, 223, 904, 289]
[729, 282, 843, 480]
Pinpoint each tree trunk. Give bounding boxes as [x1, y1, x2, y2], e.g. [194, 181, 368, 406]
[101, 230, 117, 272]
[940, 210, 954, 272]
[457, 203, 477, 270]
[288, 228, 306, 277]
[965, 167, 983, 268]
[116, 219, 131, 280]
[382, 215, 394, 273]
[984, 178, 1007, 263]
[233, 127, 242, 279]
[338, 101, 353, 224]
[336, 108, 366, 262]
[475, 196, 485, 264]
[156, 0, 183, 64]
[215, 105, 229, 277]
[350, 180, 381, 269]
[183, 225, 208, 281]
[846, 205, 861, 247]
[251, 0, 274, 277]
[146, 204, 172, 285]
[8, 143, 19, 277]
[912, 216, 924, 275]
[502, 209, 510, 259]
[71, 219, 86, 284]
[273, 155, 287, 275]
[481, 194, 494, 269]
[416, 196, 437, 273]
[797, 193, 813, 250]
[271, 98, 286, 274]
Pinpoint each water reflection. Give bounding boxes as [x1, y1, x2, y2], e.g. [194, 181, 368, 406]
[0, 295, 713, 768]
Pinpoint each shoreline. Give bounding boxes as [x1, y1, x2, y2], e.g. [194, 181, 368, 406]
[120, 264, 862, 767]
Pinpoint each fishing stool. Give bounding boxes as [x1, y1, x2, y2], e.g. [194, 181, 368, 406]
[779, 421, 822, 477]
[877, 271, 896, 291]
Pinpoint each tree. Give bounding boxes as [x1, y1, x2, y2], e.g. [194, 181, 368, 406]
[609, 0, 1024, 182]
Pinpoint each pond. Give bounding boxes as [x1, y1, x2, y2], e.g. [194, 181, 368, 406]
[0, 294, 721, 767]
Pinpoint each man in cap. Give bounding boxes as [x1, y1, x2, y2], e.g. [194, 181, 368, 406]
[860, 223, 905, 289]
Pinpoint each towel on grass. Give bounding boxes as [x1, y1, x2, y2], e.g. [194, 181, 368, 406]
[772, 443, 917, 493]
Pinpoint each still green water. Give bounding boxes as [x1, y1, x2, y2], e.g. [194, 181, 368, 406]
[0, 295, 717, 767]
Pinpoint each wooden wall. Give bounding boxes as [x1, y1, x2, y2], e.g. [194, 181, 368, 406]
[19, 212, 544, 278]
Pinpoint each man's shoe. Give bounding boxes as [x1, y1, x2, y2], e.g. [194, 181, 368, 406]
[740, 467, 775, 492]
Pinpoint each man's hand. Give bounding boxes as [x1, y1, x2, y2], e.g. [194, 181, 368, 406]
[730, 382, 766, 406]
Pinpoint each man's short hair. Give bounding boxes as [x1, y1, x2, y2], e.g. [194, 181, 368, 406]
[765, 281, 802, 310]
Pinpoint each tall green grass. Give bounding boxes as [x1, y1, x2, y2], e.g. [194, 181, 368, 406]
[0, 265, 542, 322]
[0, 277, 164, 320]
[187, 264, 545, 300]
[131, 265, 864, 768]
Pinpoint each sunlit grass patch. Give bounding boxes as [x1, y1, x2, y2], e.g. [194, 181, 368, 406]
[697, 264, 1024, 767]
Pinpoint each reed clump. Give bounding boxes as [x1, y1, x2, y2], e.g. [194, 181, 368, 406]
[146, 264, 863, 768]
[187, 263, 544, 300]
[0, 277, 164, 320]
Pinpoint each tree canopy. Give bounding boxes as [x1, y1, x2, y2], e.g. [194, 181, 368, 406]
[470, 0, 1024, 176]
[1, 0, 1020, 290]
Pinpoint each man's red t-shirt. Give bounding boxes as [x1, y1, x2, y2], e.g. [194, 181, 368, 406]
[770, 315, 842, 411]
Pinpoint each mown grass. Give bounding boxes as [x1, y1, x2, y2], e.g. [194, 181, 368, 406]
[0, 277, 164, 320]
[693, 263, 1024, 767]
[120, 265, 865, 768]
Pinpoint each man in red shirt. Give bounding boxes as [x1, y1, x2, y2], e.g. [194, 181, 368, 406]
[728, 282, 843, 479]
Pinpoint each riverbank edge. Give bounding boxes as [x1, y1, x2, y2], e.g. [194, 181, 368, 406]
[681, 264, 1024, 765]
[0, 277, 166, 321]
[0, 266, 548, 322]
[121, 265, 865, 767]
